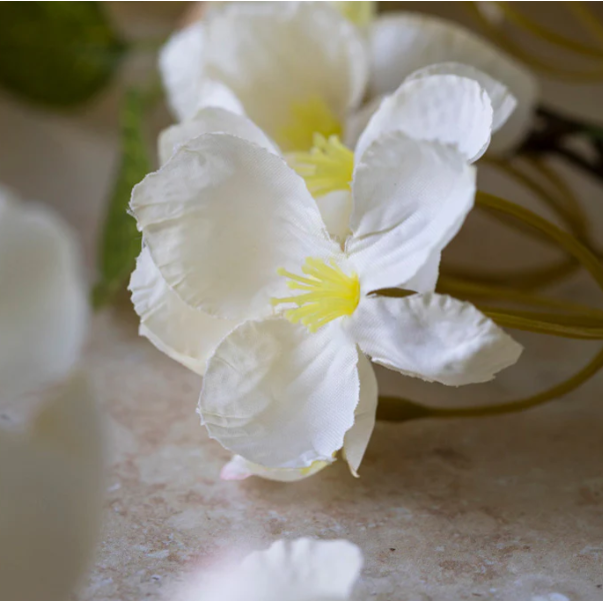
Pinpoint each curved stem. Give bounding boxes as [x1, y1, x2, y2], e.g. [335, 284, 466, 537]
[378, 192, 603, 421]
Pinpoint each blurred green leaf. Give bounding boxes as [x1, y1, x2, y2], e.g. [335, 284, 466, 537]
[93, 89, 149, 308]
[0, 2, 126, 107]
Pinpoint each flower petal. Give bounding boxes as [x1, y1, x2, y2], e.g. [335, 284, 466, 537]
[343, 352, 378, 476]
[203, 2, 367, 148]
[405, 62, 517, 134]
[368, 13, 538, 153]
[220, 455, 330, 482]
[199, 318, 359, 469]
[0, 192, 88, 400]
[0, 372, 104, 600]
[159, 22, 205, 121]
[355, 75, 493, 163]
[131, 134, 339, 320]
[347, 132, 476, 293]
[315, 189, 352, 243]
[179, 538, 363, 601]
[158, 107, 278, 166]
[348, 293, 523, 387]
[129, 247, 238, 375]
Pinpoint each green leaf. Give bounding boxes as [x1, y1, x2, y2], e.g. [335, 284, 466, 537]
[93, 89, 150, 308]
[0, 2, 126, 107]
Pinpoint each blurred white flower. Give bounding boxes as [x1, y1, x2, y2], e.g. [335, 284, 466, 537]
[159, 1, 537, 155]
[178, 538, 363, 601]
[0, 187, 88, 400]
[0, 188, 103, 599]
[130, 78, 522, 476]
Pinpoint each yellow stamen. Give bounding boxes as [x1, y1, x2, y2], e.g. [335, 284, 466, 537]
[290, 133, 355, 197]
[277, 95, 342, 152]
[271, 257, 360, 333]
[335, 1, 376, 27]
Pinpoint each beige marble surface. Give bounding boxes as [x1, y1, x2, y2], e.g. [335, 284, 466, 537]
[2, 3, 603, 600]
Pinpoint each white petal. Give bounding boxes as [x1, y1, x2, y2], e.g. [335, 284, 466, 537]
[0, 193, 88, 400]
[368, 14, 538, 153]
[158, 107, 279, 166]
[129, 247, 238, 375]
[349, 293, 523, 387]
[180, 538, 363, 601]
[199, 318, 359, 469]
[405, 62, 516, 134]
[159, 22, 206, 121]
[404, 250, 441, 294]
[343, 352, 377, 476]
[0, 372, 104, 599]
[355, 75, 493, 163]
[131, 134, 339, 321]
[203, 2, 367, 148]
[220, 455, 330, 482]
[347, 133, 476, 293]
[315, 189, 352, 243]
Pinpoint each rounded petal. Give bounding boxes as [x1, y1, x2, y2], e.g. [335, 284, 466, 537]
[203, 2, 368, 148]
[158, 106, 279, 166]
[0, 193, 88, 400]
[0, 372, 104, 600]
[368, 14, 538, 153]
[348, 293, 523, 387]
[159, 22, 206, 121]
[355, 75, 493, 163]
[131, 134, 339, 321]
[347, 133, 476, 293]
[199, 318, 359, 469]
[405, 62, 517, 134]
[221, 455, 330, 482]
[343, 352, 378, 476]
[180, 538, 363, 601]
[129, 247, 238, 376]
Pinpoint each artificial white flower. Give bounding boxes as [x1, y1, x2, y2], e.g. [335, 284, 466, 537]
[178, 538, 363, 601]
[130, 79, 522, 475]
[0, 189, 103, 599]
[0, 187, 88, 400]
[159, 1, 537, 155]
[0, 373, 104, 600]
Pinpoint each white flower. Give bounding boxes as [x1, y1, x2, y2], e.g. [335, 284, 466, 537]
[178, 538, 363, 601]
[0, 373, 104, 600]
[159, 1, 537, 155]
[130, 81, 522, 476]
[0, 188, 103, 599]
[0, 187, 88, 400]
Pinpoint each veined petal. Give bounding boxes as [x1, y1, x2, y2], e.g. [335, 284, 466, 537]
[129, 248, 238, 376]
[343, 352, 378, 476]
[405, 62, 516, 134]
[159, 22, 206, 121]
[0, 372, 104, 599]
[349, 293, 523, 387]
[355, 75, 493, 163]
[0, 192, 88, 400]
[221, 455, 330, 482]
[179, 538, 363, 601]
[368, 13, 538, 153]
[203, 2, 368, 149]
[347, 133, 476, 294]
[131, 134, 339, 321]
[158, 107, 279, 166]
[199, 318, 359, 469]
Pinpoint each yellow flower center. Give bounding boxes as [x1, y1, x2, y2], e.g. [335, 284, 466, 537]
[278, 95, 343, 152]
[291, 134, 355, 197]
[271, 257, 360, 333]
[335, 1, 376, 27]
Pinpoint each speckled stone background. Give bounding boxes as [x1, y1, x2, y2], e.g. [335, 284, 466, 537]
[2, 3, 603, 600]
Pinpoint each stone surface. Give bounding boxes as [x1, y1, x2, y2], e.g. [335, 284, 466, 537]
[1, 3, 603, 600]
